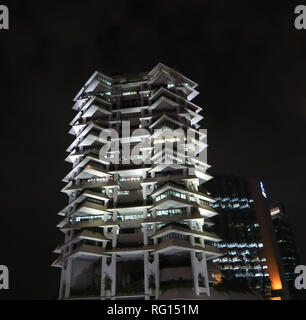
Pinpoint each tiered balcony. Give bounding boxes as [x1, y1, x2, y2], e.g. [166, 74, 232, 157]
[176, 82, 199, 101]
[151, 181, 214, 203]
[153, 237, 222, 258]
[148, 86, 201, 116]
[54, 230, 109, 254]
[81, 96, 112, 119]
[63, 155, 109, 182]
[58, 189, 109, 216]
[198, 201, 219, 218]
[67, 122, 113, 153]
[63, 177, 117, 192]
[151, 223, 221, 243]
[66, 125, 102, 152]
[52, 243, 109, 267]
[61, 216, 118, 230]
[148, 63, 197, 91]
[141, 172, 197, 185]
[151, 192, 194, 211]
[72, 198, 108, 216]
[142, 208, 203, 225]
[104, 244, 154, 255]
[107, 198, 153, 214]
[74, 161, 110, 180]
[148, 95, 179, 111]
[73, 72, 112, 103]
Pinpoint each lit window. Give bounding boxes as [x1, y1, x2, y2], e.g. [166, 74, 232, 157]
[122, 91, 137, 96]
[118, 190, 129, 195]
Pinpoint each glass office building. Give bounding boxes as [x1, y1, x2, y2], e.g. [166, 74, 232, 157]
[204, 175, 271, 295]
[270, 202, 304, 299]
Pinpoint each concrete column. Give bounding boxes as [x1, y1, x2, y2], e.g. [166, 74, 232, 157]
[190, 235, 195, 246]
[103, 225, 108, 238]
[185, 180, 189, 190]
[101, 254, 117, 297]
[152, 209, 157, 218]
[64, 258, 72, 298]
[199, 219, 204, 231]
[143, 224, 148, 245]
[201, 253, 210, 296]
[100, 257, 105, 297]
[186, 206, 191, 217]
[111, 254, 117, 296]
[113, 187, 118, 204]
[142, 185, 147, 200]
[72, 202, 78, 214]
[186, 194, 190, 204]
[183, 167, 187, 177]
[67, 231, 73, 255]
[154, 253, 160, 299]
[144, 252, 149, 295]
[153, 222, 157, 234]
[58, 267, 66, 299]
[143, 207, 148, 219]
[190, 251, 199, 296]
[112, 226, 117, 248]
[195, 196, 199, 205]
[105, 199, 110, 209]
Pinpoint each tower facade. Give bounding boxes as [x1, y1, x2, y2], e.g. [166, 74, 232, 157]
[204, 175, 271, 294]
[270, 202, 303, 299]
[52, 63, 222, 300]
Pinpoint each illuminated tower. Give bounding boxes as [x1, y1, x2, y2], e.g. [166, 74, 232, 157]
[52, 63, 222, 300]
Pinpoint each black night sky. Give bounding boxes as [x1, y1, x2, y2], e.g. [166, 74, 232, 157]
[0, 0, 306, 299]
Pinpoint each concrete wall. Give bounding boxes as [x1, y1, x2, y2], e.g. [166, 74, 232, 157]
[160, 266, 193, 282]
[71, 258, 100, 291]
[116, 259, 144, 288]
